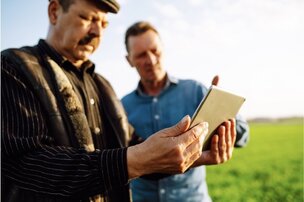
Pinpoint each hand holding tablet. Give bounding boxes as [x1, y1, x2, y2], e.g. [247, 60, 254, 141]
[190, 85, 246, 151]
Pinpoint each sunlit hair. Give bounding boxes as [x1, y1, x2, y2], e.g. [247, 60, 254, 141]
[125, 21, 159, 52]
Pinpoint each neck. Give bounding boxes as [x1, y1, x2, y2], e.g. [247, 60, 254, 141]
[141, 75, 167, 96]
[46, 36, 84, 69]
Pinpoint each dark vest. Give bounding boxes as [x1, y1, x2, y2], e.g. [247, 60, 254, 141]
[2, 46, 132, 202]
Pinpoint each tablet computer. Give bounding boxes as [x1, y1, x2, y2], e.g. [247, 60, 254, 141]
[190, 85, 246, 150]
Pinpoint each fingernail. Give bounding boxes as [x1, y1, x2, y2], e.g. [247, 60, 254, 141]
[181, 115, 189, 124]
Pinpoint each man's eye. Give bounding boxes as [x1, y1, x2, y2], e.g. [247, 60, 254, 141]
[136, 53, 146, 59]
[80, 15, 90, 21]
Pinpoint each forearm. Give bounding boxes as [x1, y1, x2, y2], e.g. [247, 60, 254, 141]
[2, 143, 128, 198]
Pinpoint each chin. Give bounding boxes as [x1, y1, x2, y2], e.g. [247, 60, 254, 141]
[77, 52, 91, 61]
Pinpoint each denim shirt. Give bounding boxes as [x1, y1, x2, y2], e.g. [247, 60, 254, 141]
[122, 75, 249, 202]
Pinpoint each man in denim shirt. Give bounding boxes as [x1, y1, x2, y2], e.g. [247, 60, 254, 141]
[122, 21, 249, 202]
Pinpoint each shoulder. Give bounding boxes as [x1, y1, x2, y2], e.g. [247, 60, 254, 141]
[2, 46, 37, 61]
[2, 46, 38, 74]
[172, 77, 209, 103]
[176, 78, 208, 91]
[2, 46, 40, 74]
[94, 73, 111, 86]
[121, 90, 137, 106]
[1, 47, 42, 94]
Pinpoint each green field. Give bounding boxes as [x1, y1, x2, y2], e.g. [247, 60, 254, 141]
[206, 119, 303, 202]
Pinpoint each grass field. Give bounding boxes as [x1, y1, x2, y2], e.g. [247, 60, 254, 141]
[206, 119, 303, 202]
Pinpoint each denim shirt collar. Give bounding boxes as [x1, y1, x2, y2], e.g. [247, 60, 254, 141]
[136, 74, 179, 97]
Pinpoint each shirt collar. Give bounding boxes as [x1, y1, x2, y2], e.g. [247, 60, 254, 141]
[37, 39, 96, 75]
[136, 73, 179, 96]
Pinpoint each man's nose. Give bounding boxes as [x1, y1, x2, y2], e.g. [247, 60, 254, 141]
[89, 21, 102, 37]
[146, 52, 157, 65]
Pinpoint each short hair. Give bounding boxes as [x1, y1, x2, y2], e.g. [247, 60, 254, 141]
[125, 21, 159, 52]
[58, 0, 75, 12]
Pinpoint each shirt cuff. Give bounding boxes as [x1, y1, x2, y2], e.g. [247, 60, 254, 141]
[99, 148, 128, 191]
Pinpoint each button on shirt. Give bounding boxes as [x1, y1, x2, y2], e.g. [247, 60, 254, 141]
[58, 54, 106, 148]
[122, 75, 212, 202]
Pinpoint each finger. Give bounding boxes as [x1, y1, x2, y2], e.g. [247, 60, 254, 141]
[211, 75, 220, 86]
[178, 122, 208, 148]
[183, 129, 205, 159]
[224, 120, 231, 153]
[230, 118, 237, 146]
[218, 125, 226, 159]
[228, 119, 236, 158]
[162, 115, 191, 137]
[174, 126, 207, 172]
[210, 134, 219, 156]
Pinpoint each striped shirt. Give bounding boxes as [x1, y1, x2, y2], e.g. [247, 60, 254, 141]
[1, 40, 129, 201]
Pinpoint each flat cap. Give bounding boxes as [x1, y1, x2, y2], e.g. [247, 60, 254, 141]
[95, 0, 120, 13]
[49, 0, 120, 14]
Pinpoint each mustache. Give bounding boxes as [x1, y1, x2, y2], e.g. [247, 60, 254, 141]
[79, 34, 99, 46]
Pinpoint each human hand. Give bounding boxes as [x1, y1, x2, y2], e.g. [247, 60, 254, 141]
[193, 119, 236, 166]
[127, 115, 208, 179]
[211, 75, 220, 86]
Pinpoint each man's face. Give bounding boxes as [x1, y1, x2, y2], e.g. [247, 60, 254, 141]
[51, 0, 108, 64]
[126, 30, 166, 83]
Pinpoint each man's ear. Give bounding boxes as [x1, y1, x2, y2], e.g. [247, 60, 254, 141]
[125, 55, 134, 67]
[48, 0, 60, 25]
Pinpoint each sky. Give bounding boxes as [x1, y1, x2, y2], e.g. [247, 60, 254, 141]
[1, 0, 304, 119]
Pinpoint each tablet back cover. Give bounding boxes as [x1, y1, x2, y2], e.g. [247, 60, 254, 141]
[190, 85, 245, 150]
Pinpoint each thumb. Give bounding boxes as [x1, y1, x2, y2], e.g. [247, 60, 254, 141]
[163, 115, 191, 137]
[211, 75, 220, 86]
